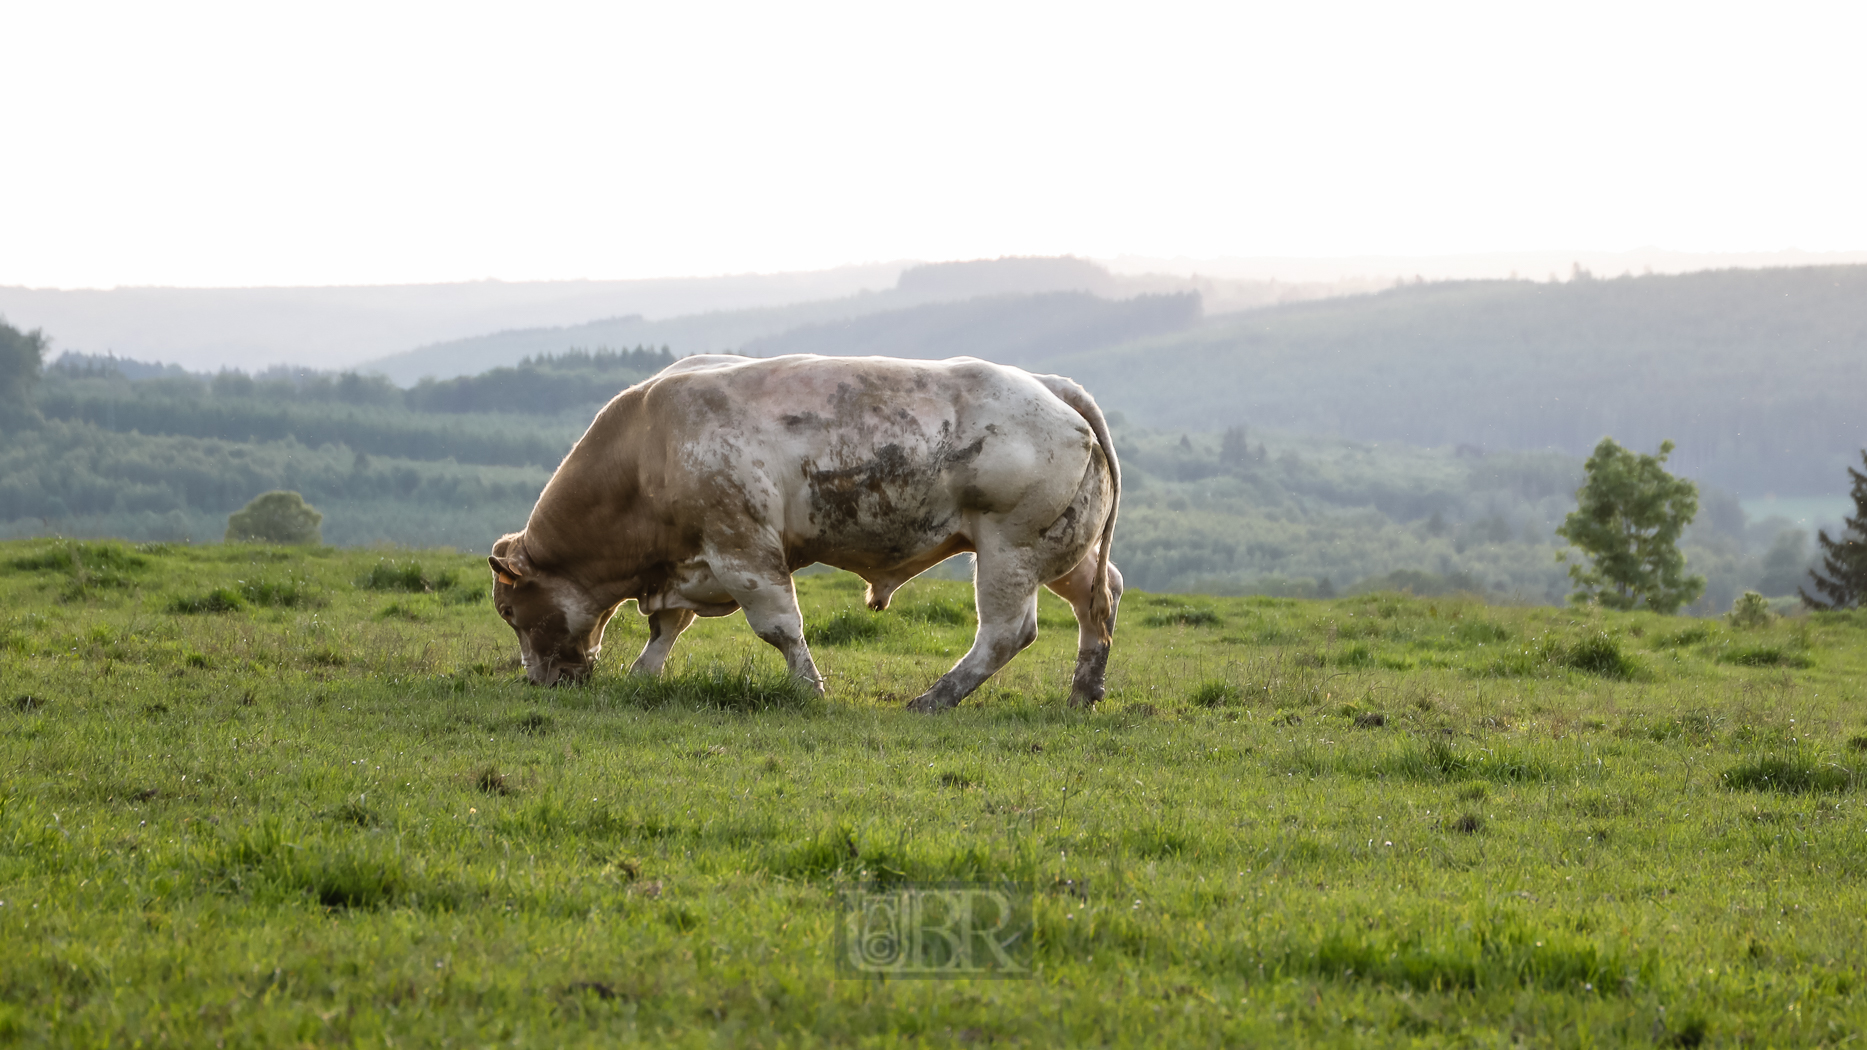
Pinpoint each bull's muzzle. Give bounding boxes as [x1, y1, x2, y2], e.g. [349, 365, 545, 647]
[529, 659, 593, 687]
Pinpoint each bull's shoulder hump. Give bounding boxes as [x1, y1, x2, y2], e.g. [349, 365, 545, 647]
[653, 354, 762, 379]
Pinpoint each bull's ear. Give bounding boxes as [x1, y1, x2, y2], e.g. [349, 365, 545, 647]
[488, 555, 521, 586]
[490, 533, 532, 585]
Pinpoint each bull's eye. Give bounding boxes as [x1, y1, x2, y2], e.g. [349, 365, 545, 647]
[499, 606, 515, 622]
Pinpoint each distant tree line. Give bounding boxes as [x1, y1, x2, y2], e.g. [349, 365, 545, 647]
[1052, 266, 1867, 497]
[402, 347, 675, 413]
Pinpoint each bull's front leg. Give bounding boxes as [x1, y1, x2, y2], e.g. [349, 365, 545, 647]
[719, 568, 825, 695]
[630, 608, 697, 676]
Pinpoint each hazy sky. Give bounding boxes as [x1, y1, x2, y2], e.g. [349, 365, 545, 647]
[5, 1, 1864, 288]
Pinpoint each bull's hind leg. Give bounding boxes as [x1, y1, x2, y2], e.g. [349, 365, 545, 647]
[907, 540, 1041, 712]
[630, 608, 697, 676]
[1045, 549, 1125, 708]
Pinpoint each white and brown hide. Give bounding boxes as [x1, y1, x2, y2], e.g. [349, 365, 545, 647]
[488, 354, 1121, 710]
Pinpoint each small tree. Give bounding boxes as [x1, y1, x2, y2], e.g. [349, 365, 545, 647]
[226, 491, 323, 545]
[0, 316, 48, 405]
[1556, 437, 1704, 613]
[1219, 425, 1251, 469]
[1800, 450, 1867, 610]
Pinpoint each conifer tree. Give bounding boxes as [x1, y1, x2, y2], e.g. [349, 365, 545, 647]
[1800, 451, 1867, 609]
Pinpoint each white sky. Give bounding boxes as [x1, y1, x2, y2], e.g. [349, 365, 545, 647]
[5, 0, 1865, 288]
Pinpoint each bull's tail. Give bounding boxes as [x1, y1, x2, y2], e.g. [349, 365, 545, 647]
[1035, 373, 1120, 644]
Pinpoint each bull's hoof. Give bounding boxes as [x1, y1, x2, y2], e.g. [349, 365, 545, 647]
[906, 692, 950, 713]
[1066, 689, 1102, 709]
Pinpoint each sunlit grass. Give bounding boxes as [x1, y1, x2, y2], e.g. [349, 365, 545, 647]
[1, 538, 1865, 1045]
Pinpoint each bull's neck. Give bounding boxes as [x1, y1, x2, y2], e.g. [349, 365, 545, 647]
[523, 398, 656, 605]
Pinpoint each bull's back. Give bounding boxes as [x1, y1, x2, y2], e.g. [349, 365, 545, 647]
[657, 355, 1096, 554]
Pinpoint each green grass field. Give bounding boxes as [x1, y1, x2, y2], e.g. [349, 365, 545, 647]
[3, 538, 1866, 1047]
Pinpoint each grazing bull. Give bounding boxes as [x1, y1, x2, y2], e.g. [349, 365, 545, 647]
[488, 353, 1122, 711]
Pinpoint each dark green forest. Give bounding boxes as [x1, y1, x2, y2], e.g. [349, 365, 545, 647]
[0, 314, 1830, 613]
[0, 346, 676, 548]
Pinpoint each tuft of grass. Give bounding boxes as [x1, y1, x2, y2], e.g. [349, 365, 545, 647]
[767, 825, 858, 881]
[598, 661, 820, 712]
[358, 560, 457, 593]
[1188, 680, 1242, 707]
[206, 820, 459, 911]
[1563, 633, 1637, 679]
[238, 575, 322, 609]
[1453, 620, 1512, 644]
[9, 541, 149, 595]
[169, 588, 245, 614]
[1664, 1016, 1710, 1048]
[1357, 739, 1558, 783]
[303, 646, 347, 667]
[1723, 753, 1857, 794]
[1718, 644, 1812, 668]
[332, 801, 381, 827]
[1334, 643, 1375, 668]
[1656, 625, 1711, 648]
[898, 597, 971, 626]
[474, 766, 516, 796]
[1288, 917, 1640, 993]
[1453, 813, 1483, 834]
[376, 599, 433, 622]
[1142, 606, 1223, 628]
[806, 609, 886, 646]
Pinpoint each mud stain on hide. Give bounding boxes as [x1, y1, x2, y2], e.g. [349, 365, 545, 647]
[807, 443, 916, 530]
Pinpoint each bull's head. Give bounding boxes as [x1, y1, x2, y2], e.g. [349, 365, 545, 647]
[488, 533, 617, 686]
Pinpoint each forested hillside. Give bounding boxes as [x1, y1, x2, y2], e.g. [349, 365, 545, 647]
[358, 256, 1361, 385]
[739, 292, 1199, 367]
[1046, 266, 1867, 497]
[0, 326, 1825, 613]
[0, 348, 678, 547]
[362, 263, 1867, 501]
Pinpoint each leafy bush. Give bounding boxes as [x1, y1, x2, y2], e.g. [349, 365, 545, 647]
[1726, 590, 1775, 629]
[226, 491, 323, 545]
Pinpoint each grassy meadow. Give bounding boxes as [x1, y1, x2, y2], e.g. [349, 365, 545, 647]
[3, 537, 1866, 1046]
